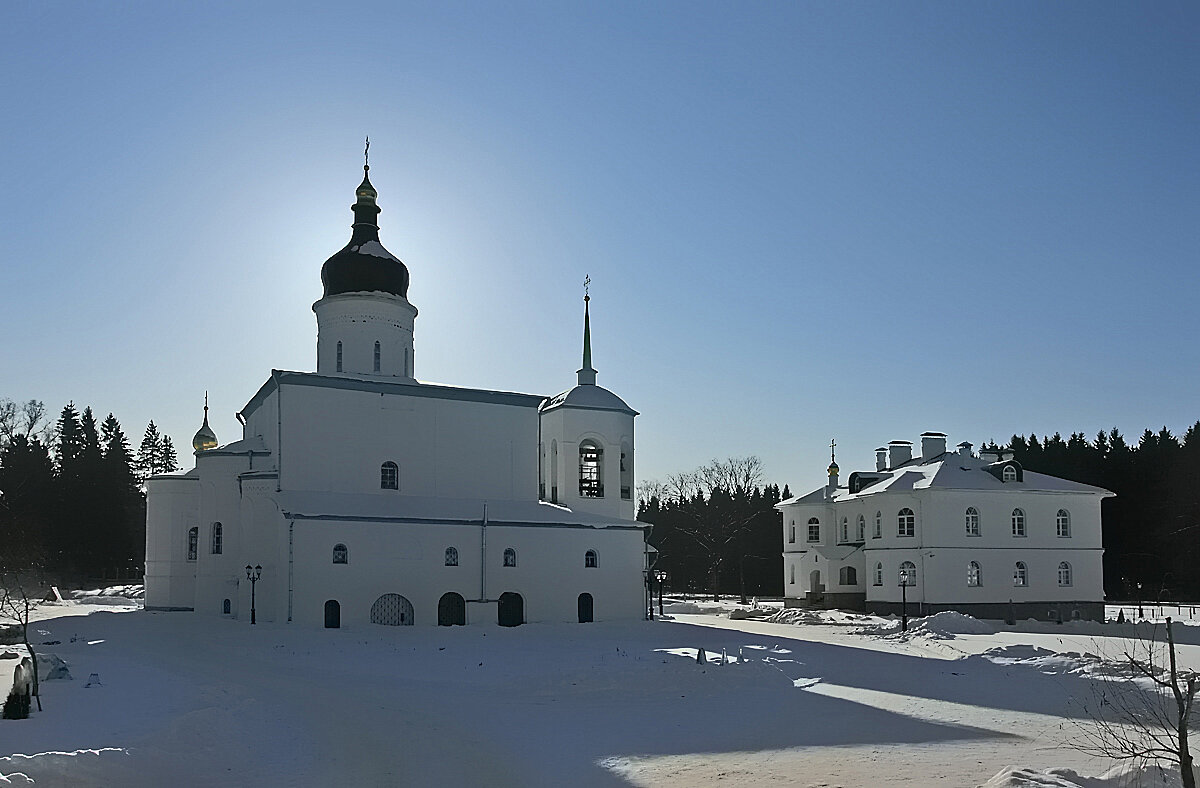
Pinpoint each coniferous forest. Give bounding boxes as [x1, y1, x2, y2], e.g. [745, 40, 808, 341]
[640, 424, 1200, 602]
[0, 398, 179, 580]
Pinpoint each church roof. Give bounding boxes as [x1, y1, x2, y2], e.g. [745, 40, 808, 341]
[320, 163, 410, 298]
[275, 490, 644, 530]
[540, 384, 637, 415]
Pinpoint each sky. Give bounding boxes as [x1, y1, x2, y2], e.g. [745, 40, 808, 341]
[2, 2, 1198, 492]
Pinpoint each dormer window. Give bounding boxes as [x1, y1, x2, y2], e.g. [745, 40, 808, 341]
[1002, 465, 1018, 483]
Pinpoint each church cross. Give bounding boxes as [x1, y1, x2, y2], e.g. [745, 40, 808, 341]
[364, 136, 370, 168]
[583, 274, 591, 299]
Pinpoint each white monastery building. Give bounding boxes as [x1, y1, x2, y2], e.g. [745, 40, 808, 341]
[778, 433, 1113, 621]
[145, 158, 648, 628]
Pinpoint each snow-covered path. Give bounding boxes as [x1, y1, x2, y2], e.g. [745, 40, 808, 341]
[3, 600, 1191, 786]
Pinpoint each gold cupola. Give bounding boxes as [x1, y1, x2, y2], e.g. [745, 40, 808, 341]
[192, 393, 218, 453]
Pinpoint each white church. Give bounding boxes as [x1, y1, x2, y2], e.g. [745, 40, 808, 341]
[144, 159, 650, 628]
[779, 433, 1113, 621]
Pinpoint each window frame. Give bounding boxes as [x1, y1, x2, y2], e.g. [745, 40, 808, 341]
[445, 546, 458, 567]
[1058, 561, 1072, 587]
[1056, 509, 1071, 538]
[578, 440, 604, 498]
[1014, 561, 1028, 587]
[856, 514, 865, 542]
[1002, 464, 1018, 483]
[381, 461, 399, 490]
[187, 527, 198, 561]
[503, 547, 517, 567]
[1011, 508, 1026, 537]
[873, 511, 882, 539]
[807, 517, 820, 543]
[585, 549, 598, 568]
[333, 543, 348, 564]
[898, 561, 917, 586]
[965, 507, 980, 537]
[967, 561, 982, 587]
[211, 522, 223, 555]
[897, 508, 915, 538]
[373, 340, 381, 372]
[873, 562, 883, 586]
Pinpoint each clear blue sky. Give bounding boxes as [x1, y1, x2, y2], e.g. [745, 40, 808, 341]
[2, 2, 1197, 492]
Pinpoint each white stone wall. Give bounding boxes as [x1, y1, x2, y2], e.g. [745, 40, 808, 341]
[313, 292, 417, 379]
[540, 406, 635, 520]
[144, 476, 200, 610]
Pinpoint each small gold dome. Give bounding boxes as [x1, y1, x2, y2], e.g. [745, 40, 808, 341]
[192, 395, 218, 453]
[828, 462, 839, 475]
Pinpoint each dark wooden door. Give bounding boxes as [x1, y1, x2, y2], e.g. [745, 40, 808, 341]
[498, 592, 524, 627]
[578, 593, 593, 623]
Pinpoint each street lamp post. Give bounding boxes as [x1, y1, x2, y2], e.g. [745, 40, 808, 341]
[899, 569, 912, 632]
[654, 569, 668, 617]
[245, 564, 262, 625]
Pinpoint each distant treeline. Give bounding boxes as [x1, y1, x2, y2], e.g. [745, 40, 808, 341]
[990, 425, 1200, 602]
[0, 398, 179, 579]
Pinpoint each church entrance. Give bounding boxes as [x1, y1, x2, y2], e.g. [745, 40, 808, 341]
[324, 599, 341, 628]
[438, 592, 465, 626]
[370, 593, 414, 626]
[577, 593, 593, 623]
[497, 592, 524, 627]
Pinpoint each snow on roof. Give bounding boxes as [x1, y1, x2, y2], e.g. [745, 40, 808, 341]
[274, 491, 645, 530]
[778, 453, 1112, 507]
[540, 384, 638, 415]
[205, 435, 270, 456]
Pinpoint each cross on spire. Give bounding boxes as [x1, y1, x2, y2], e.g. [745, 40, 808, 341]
[364, 136, 370, 171]
[830, 438, 837, 464]
[583, 274, 591, 301]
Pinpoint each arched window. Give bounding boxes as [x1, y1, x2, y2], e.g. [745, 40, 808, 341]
[538, 442, 546, 500]
[1058, 561, 1072, 586]
[789, 564, 795, 584]
[336, 341, 343, 372]
[373, 341, 381, 372]
[839, 566, 857, 586]
[897, 508, 915, 537]
[1002, 464, 1018, 482]
[187, 527, 198, 561]
[840, 517, 849, 543]
[1014, 561, 1028, 587]
[873, 562, 883, 586]
[381, 461, 399, 490]
[807, 517, 820, 542]
[856, 514, 865, 542]
[899, 561, 917, 586]
[445, 547, 458, 567]
[967, 561, 982, 587]
[223, 598, 231, 615]
[1057, 509, 1071, 538]
[579, 440, 603, 497]
[874, 511, 882, 538]
[788, 524, 796, 544]
[503, 547, 517, 567]
[1011, 508, 1026, 537]
[585, 549, 598, 568]
[211, 522, 223, 554]
[332, 543, 348, 564]
[965, 507, 980, 537]
[620, 444, 632, 500]
[551, 439, 559, 503]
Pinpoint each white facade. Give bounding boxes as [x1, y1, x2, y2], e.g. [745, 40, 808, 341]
[145, 166, 647, 627]
[779, 434, 1113, 621]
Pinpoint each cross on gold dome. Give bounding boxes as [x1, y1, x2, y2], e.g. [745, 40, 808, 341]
[364, 136, 370, 170]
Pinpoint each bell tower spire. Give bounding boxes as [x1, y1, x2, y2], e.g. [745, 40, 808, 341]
[577, 275, 597, 386]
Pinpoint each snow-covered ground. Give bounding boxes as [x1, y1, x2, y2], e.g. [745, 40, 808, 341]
[2, 591, 1196, 787]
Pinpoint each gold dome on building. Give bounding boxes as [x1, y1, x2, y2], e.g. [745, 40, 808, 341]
[192, 393, 218, 453]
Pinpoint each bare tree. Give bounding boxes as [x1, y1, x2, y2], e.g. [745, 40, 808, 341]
[1074, 617, 1196, 787]
[0, 572, 43, 712]
[0, 398, 50, 448]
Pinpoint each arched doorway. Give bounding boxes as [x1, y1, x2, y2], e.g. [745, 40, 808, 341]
[809, 570, 823, 593]
[324, 599, 341, 628]
[578, 593, 593, 623]
[498, 592, 524, 627]
[370, 593, 414, 626]
[438, 592, 466, 626]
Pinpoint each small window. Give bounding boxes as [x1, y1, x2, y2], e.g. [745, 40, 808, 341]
[789, 564, 796, 584]
[807, 517, 820, 542]
[579, 441, 603, 497]
[788, 525, 796, 544]
[333, 543, 348, 564]
[1057, 509, 1071, 538]
[373, 341, 381, 372]
[187, 527, 198, 561]
[211, 522, 223, 554]
[965, 507, 980, 537]
[873, 562, 883, 586]
[1058, 561, 1072, 587]
[222, 598, 231, 614]
[585, 549, 597, 568]
[856, 514, 865, 542]
[897, 508, 915, 538]
[336, 341, 343, 372]
[898, 561, 917, 586]
[381, 461, 399, 490]
[445, 547, 458, 567]
[503, 547, 517, 567]
[1002, 464, 1018, 483]
[967, 561, 982, 587]
[620, 446, 632, 500]
[839, 566, 857, 586]
[1014, 561, 1028, 587]
[840, 517, 849, 543]
[873, 511, 882, 539]
[1011, 508, 1026, 537]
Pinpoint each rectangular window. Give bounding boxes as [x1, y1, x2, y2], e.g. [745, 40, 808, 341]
[807, 524, 820, 542]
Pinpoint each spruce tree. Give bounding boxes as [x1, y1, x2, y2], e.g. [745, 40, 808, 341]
[136, 422, 162, 482]
[160, 436, 179, 474]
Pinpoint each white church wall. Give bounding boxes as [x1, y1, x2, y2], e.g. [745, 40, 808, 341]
[240, 387, 279, 459]
[279, 382, 538, 500]
[144, 476, 200, 610]
[192, 453, 256, 617]
[313, 292, 417, 378]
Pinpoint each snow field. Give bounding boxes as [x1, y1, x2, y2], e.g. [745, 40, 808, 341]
[3, 594, 1198, 786]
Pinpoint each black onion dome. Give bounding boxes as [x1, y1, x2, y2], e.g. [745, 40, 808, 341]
[320, 166, 410, 298]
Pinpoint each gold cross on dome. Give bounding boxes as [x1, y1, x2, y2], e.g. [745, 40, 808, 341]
[830, 438, 837, 463]
[583, 274, 591, 298]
